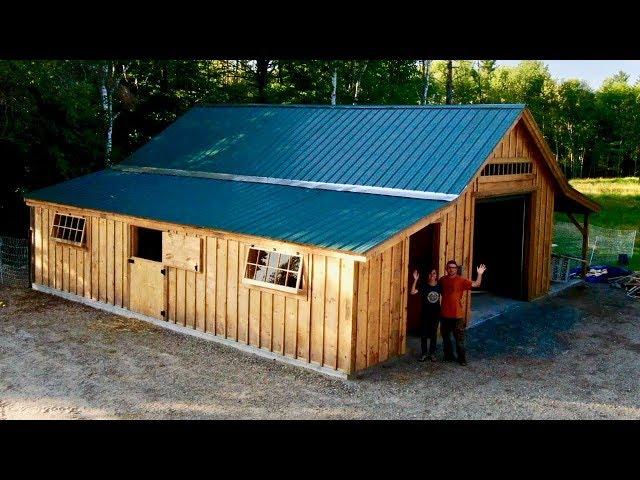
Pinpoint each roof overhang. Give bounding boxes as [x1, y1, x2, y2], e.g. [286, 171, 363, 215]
[520, 109, 600, 214]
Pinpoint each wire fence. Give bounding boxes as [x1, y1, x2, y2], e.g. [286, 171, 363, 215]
[0, 236, 30, 287]
[553, 222, 637, 266]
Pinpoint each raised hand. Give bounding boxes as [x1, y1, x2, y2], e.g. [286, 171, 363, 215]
[476, 264, 487, 275]
[413, 269, 419, 281]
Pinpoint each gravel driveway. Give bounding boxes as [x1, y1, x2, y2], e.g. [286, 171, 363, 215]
[1, 283, 639, 419]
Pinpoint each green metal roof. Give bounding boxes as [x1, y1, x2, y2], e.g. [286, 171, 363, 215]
[26, 104, 527, 253]
[121, 104, 525, 195]
[26, 169, 445, 254]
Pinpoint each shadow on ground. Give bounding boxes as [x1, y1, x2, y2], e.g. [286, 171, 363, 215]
[467, 301, 582, 360]
[2, 283, 639, 419]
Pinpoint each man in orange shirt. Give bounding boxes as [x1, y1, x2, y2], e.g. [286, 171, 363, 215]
[439, 260, 486, 366]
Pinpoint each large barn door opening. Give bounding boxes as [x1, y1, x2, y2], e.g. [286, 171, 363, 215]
[406, 223, 440, 335]
[472, 195, 529, 300]
[129, 226, 166, 319]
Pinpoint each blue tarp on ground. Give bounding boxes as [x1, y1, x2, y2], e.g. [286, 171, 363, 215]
[569, 264, 633, 283]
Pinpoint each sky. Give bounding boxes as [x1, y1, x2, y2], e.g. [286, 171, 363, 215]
[496, 60, 640, 89]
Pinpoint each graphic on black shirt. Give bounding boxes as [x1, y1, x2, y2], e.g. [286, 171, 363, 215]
[426, 290, 440, 304]
[420, 283, 441, 314]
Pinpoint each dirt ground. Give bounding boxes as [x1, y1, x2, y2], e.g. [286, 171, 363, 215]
[1, 282, 639, 419]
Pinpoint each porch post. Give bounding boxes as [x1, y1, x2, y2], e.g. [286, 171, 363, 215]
[581, 212, 590, 278]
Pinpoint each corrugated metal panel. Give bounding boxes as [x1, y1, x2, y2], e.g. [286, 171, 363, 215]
[121, 104, 524, 195]
[25, 170, 445, 254]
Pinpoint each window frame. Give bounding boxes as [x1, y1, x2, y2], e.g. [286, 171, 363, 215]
[50, 212, 88, 248]
[241, 245, 305, 295]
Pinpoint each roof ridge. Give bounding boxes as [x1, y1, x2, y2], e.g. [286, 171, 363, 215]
[193, 103, 526, 110]
[111, 165, 459, 201]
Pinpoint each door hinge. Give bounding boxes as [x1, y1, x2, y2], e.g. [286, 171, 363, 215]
[194, 265, 198, 272]
[161, 268, 166, 275]
[128, 258, 135, 264]
[160, 310, 166, 317]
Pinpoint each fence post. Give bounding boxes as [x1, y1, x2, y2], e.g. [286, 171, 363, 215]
[0, 236, 4, 284]
[582, 213, 590, 278]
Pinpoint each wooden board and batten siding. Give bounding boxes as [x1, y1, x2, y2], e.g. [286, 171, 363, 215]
[27, 117, 563, 376]
[473, 119, 557, 299]
[350, 118, 559, 372]
[29, 204, 359, 374]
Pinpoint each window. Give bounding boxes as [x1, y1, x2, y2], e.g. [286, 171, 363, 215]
[131, 226, 163, 262]
[50, 213, 87, 246]
[243, 247, 303, 293]
[481, 161, 532, 176]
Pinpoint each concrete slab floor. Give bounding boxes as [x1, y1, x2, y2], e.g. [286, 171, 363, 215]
[469, 279, 584, 327]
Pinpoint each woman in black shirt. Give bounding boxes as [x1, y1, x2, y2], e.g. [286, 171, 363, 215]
[410, 268, 442, 362]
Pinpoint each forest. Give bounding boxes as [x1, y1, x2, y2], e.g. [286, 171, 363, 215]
[2, 59, 639, 236]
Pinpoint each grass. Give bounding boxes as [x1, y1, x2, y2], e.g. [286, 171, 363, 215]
[554, 177, 640, 271]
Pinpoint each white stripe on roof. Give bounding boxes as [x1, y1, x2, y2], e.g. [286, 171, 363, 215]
[111, 165, 459, 202]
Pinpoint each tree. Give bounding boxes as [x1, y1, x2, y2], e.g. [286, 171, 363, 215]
[445, 60, 453, 104]
[421, 60, 431, 105]
[100, 60, 128, 167]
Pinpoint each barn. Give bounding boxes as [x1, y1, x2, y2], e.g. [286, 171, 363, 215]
[24, 104, 599, 378]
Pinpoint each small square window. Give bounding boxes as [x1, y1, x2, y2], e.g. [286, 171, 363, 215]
[50, 213, 87, 247]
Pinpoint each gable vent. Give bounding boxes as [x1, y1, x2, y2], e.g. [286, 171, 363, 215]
[481, 161, 532, 176]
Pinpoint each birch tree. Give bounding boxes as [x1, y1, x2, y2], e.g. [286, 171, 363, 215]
[353, 61, 368, 104]
[421, 60, 431, 105]
[100, 61, 128, 167]
[331, 68, 337, 105]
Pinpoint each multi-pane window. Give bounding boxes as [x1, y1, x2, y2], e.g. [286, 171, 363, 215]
[50, 213, 87, 246]
[243, 247, 303, 293]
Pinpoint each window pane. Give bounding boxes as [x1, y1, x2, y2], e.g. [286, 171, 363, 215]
[266, 267, 279, 284]
[278, 254, 291, 270]
[274, 269, 287, 286]
[245, 263, 256, 279]
[286, 272, 298, 288]
[254, 264, 267, 282]
[71, 217, 78, 229]
[247, 248, 259, 264]
[288, 256, 300, 273]
[267, 252, 280, 268]
[256, 250, 269, 266]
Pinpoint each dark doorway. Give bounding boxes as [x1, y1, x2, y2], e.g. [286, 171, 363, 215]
[473, 195, 529, 300]
[131, 226, 163, 262]
[406, 223, 440, 335]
